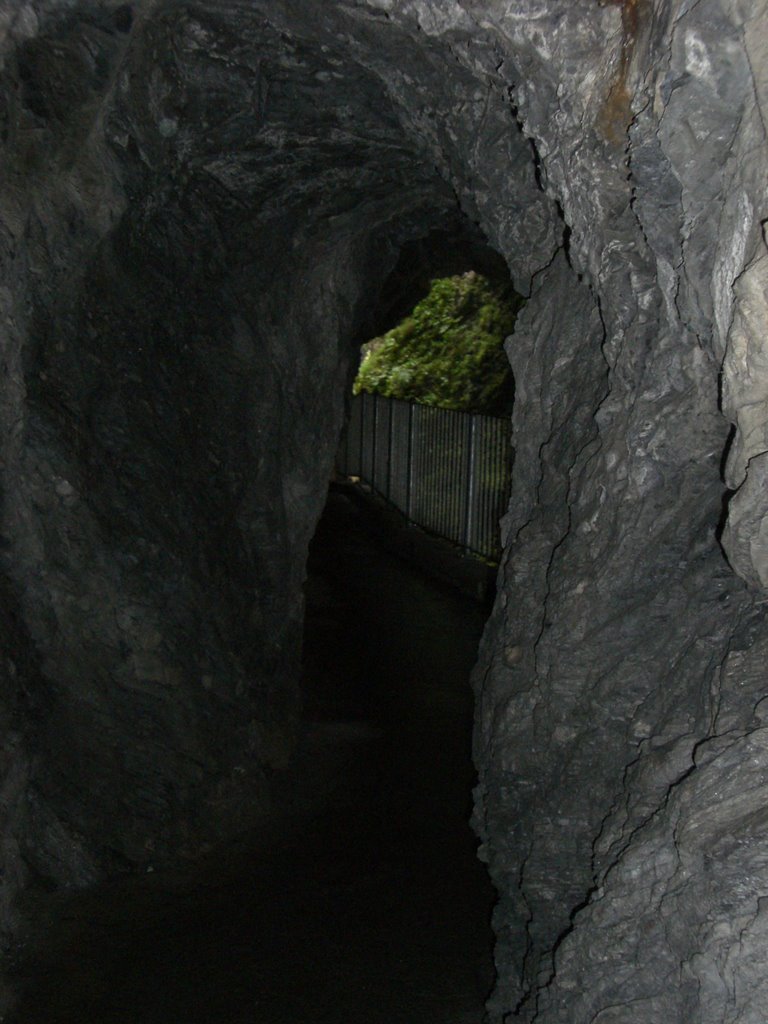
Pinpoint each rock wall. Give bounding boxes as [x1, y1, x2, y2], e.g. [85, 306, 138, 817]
[464, 3, 768, 1019]
[1, 1, 766, 1021]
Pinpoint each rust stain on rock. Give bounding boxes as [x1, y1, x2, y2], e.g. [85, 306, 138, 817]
[596, 0, 647, 145]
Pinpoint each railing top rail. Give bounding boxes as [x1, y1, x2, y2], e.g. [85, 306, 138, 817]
[354, 390, 511, 426]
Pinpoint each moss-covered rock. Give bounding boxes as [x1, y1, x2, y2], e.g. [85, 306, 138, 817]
[354, 271, 521, 415]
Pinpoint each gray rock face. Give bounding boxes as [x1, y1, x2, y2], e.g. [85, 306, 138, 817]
[0, 1, 766, 1021]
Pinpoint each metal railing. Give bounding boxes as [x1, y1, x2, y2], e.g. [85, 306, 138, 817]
[338, 392, 512, 561]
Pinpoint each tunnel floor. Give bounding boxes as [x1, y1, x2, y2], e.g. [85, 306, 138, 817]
[7, 487, 495, 1023]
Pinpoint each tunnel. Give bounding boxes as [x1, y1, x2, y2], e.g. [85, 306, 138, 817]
[1, 2, 767, 1022]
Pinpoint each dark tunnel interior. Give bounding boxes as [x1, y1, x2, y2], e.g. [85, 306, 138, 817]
[7, 485, 500, 1023]
[6, 216, 511, 1021]
[1, 2, 767, 1023]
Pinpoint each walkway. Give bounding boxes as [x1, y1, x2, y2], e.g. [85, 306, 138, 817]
[7, 487, 495, 1023]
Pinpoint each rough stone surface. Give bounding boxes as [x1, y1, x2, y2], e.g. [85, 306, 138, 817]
[0, 1, 766, 1022]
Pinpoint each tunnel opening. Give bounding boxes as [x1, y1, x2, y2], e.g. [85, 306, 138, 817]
[282, 232, 522, 1018]
[343, 242, 520, 567]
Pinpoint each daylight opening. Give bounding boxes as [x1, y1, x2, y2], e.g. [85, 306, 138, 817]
[339, 255, 522, 563]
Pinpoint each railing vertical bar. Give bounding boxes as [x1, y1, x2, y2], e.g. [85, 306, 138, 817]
[364, 393, 370, 485]
[434, 409, 438, 533]
[343, 403, 350, 475]
[368, 391, 375, 488]
[490, 418, 496, 556]
[373, 393, 380, 495]
[446, 412, 451, 541]
[387, 397, 393, 501]
[385, 396, 390, 499]
[490, 418, 498, 556]
[430, 407, 436, 532]
[478, 415, 484, 556]
[390, 399, 399, 510]
[488, 418, 494, 557]
[435, 409, 441, 536]
[424, 406, 430, 527]
[431, 410, 437, 532]
[420, 404, 427, 527]
[450, 413, 456, 548]
[452, 413, 457, 541]
[422, 406, 429, 528]
[445, 410, 451, 540]
[437, 409, 443, 535]
[438, 409, 444, 537]
[457, 414, 464, 545]
[462, 414, 473, 552]
[443, 410, 448, 539]
[466, 411, 479, 552]
[353, 394, 360, 474]
[486, 417, 494, 557]
[456, 414, 462, 546]
[439, 409, 444, 536]
[448, 412, 455, 543]
[360, 392, 366, 484]
[488, 419, 495, 556]
[482, 416, 488, 556]
[374, 395, 380, 495]
[413, 404, 421, 524]
[499, 419, 505, 556]
[409, 404, 416, 521]
[431, 410, 436, 532]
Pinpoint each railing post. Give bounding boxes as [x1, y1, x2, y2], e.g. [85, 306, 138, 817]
[371, 392, 378, 493]
[463, 414, 478, 553]
[406, 401, 414, 522]
[386, 396, 393, 502]
[361, 391, 366, 483]
[350, 394, 357, 475]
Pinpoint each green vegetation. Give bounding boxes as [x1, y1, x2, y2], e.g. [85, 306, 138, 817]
[354, 271, 521, 415]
